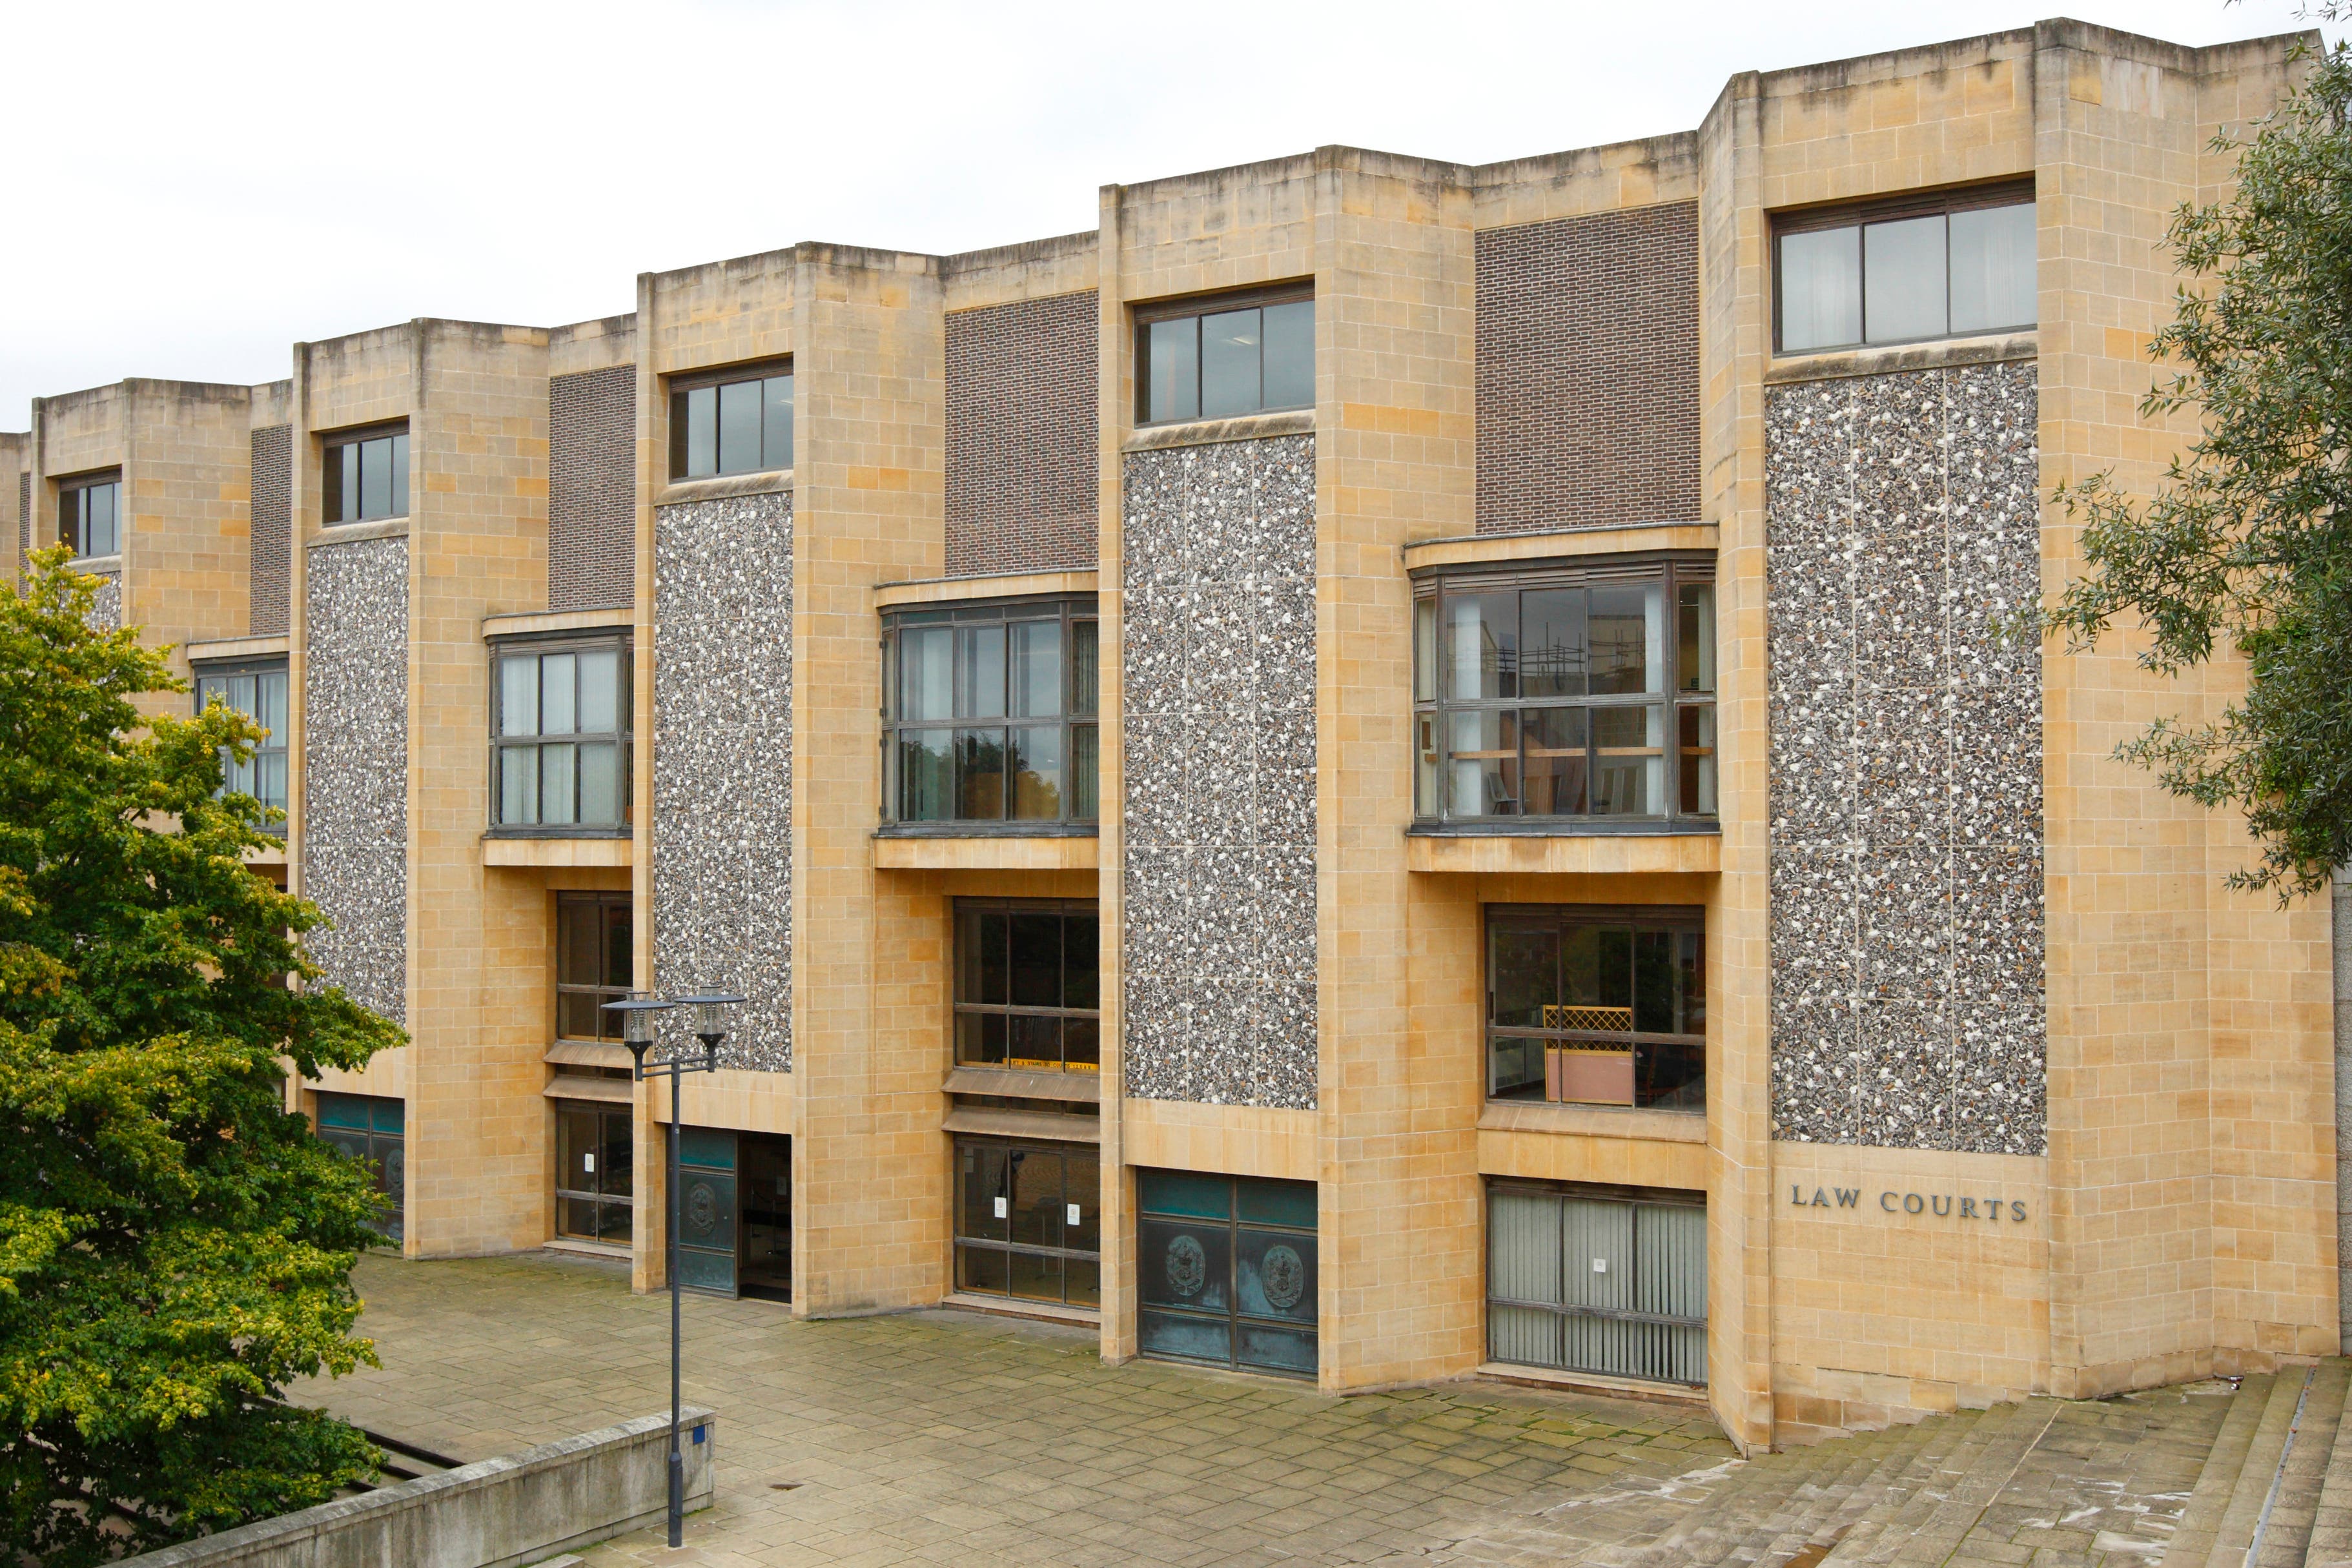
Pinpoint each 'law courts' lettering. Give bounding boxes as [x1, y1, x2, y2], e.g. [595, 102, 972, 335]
[1788, 1186, 2029, 1223]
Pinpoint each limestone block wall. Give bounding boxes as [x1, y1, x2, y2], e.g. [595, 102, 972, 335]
[1764, 361, 2045, 1155]
[1120, 433, 1316, 1108]
[303, 535, 409, 1023]
[651, 492, 792, 1069]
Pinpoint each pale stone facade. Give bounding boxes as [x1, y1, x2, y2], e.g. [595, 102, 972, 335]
[6, 18, 2334, 1454]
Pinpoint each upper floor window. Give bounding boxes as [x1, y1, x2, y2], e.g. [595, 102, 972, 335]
[670, 365, 793, 480]
[1136, 289, 1314, 425]
[954, 899, 1099, 1074]
[556, 891, 632, 1041]
[884, 596, 1098, 828]
[1775, 183, 2035, 354]
[59, 474, 121, 558]
[1488, 904, 1704, 1112]
[194, 660, 289, 813]
[490, 636, 630, 831]
[1413, 556, 1715, 827]
[322, 428, 409, 524]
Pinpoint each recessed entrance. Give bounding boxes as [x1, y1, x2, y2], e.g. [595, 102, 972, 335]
[671, 1127, 792, 1299]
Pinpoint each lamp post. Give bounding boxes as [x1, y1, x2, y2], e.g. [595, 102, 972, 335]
[603, 990, 742, 1549]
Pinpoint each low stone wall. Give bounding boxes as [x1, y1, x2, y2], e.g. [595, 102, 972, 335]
[123, 1407, 716, 1568]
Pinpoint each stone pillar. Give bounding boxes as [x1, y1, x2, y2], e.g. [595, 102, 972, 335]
[2337, 873, 2351, 1350]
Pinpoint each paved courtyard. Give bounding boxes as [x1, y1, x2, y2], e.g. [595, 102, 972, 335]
[293, 1252, 2236, 1567]
[296, 1252, 1737, 1565]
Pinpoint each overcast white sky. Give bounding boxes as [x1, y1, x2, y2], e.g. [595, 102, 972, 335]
[0, 0, 2322, 425]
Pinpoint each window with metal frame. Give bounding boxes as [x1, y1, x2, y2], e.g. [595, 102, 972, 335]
[489, 635, 631, 832]
[315, 1092, 404, 1243]
[1136, 1169, 1317, 1378]
[1413, 555, 1715, 827]
[193, 659, 290, 814]
[554, 1100, 633, 1246]
[1487, 904, 1705, 1112]
[321, 427, 409, 524]
[668, 363, 793, 480]
[954, 1137, 1100, 1309]
[1487, 1181, 1706, 1386]
[556, 892, 632, 1042]
[883, 596, 1098, 829]
[1774, 181, 2036, 354]
[1134, 286, 1314, 425]
[58, 473, 121, 558]
[953, 899, 1099, 1074]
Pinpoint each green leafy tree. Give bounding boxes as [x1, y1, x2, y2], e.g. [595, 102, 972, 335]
[0, 549, 404, 1564]
[2049, 32, 2352, 899]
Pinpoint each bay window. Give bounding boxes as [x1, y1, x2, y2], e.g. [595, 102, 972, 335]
[489, 636, 631, 831]
[883, 596, 1098, 829]
[1413, 556, 1715, 827]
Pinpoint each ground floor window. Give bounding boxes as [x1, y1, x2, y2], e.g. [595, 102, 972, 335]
[555, 1100, 633, 1246]
[316, 1092, 404, 1243]
[1138, 1170, 1316, 1378]
[1488, 1182, 1705, 1385]
[954, 1137, 1099, 1308]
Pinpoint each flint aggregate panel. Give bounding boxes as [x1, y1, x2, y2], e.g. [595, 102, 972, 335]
[549, 366, 637, 611]
[250, 425, 292, 637]
[1121, 434, 1317, 1110]
[1764, 362, 2044, 1155]
[945, 291, 1098, 577]
[652, 493, 792, 1070]
[1475, 203, 1701, 535]
[15, 472, 26, 573]
[303, 535, 409, 1024]
[83, 571, 121, 633]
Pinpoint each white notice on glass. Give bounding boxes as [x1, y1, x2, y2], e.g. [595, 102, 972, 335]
[1067, 1203, 1081, 1226]
[1591, 1258, 1606, 1274]
[583, 1154, 595, 1174]
[994, 1196, 1007, 1219]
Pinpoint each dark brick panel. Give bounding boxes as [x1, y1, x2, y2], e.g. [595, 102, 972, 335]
[550, 365, 637, 611]
[249, 425, 291, 636]
[1476, 203, 1702, 535]
[945, 291, 1098, 577]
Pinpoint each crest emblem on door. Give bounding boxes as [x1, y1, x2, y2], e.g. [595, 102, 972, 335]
[686, 1181, 720, 1240]
[1262, 1245, 1305, 1311]
[1165, 1234, 1207, 1298]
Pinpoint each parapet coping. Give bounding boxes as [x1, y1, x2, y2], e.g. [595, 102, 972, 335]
[69, 553, 124, 573]
[309, 518, 407, 547]
[1123, 407, 1313, 453]
[875, 568, 1097, 609]
[1404, 520, 1715, 571]
[657, 470, 792, 505]
[1764, 329, 2037, 386]
[188, 633, 291, 662]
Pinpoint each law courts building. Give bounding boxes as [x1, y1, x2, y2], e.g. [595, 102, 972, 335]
[5, 16, 2342, 1452]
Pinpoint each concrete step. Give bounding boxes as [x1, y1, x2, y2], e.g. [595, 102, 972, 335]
[2251, 1358, 2346, 1566]
[1619, 1407, 1977, 1568]
[2163, 1371, 2289, 1568]
[1819, 1397, 2063, 1565]
[2306, 1362, 2352, 1567]
[1750, 1412, 1963, 1566]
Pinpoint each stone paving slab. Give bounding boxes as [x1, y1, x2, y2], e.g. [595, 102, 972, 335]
[292, 1253, 1736, 1567]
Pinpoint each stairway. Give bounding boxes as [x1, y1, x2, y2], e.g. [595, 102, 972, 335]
[1427, 1361, 2352, 1566]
